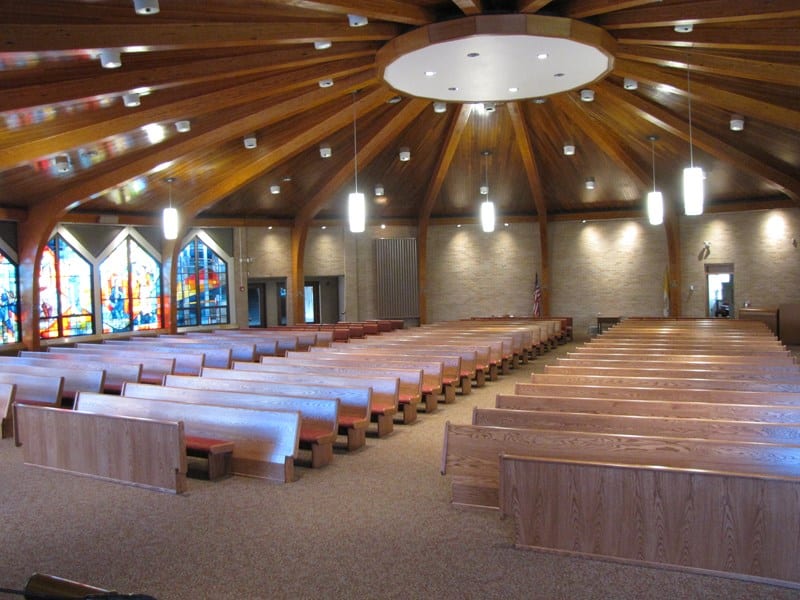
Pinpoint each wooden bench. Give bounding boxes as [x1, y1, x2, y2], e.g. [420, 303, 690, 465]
[566, 350, 796, 365]
[233, 361, 400, 434]
[75, 391, 301, 483]
[17, 352, 143, 393]
[188, 331, 279, 358]
[499, 453, 800, 588]
[0, 382, 16, 439]
[0, 361, 103, 404]
[145, 334, 257, 362]
[555, 357, 800, 371]
[533, 372, 800, 392]
[15, 403, 187, 493]
[106, 339, 236, 368]
[195, 368, 371, 450]
[1, 371, 64, 444]
[297, 349, 446, 409]
[255, 357, 421, 424]
[48, 347, 175, 384]
[81, 342, 207, 375]
[212, 330, 300, 355]
[122, 381, 338, 469]
[473, 406, 800, 444]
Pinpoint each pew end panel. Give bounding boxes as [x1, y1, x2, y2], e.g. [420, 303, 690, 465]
[0, 382, 16, 439]
[498, 453, 800, 589]
[15, 404, 187, 494]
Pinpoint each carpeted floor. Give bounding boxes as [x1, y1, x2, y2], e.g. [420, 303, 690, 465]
[1, 342, 799, 600]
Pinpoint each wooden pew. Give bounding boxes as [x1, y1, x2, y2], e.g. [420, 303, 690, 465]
[187, 331, 279, 358]
[1, 371, 64, 444]
[0, 382, 16, 439]
[212, 330, 301, 355]
[499, 453, 800, 588]
[473, 407, 800, 444]
[197, 368, 371, 449]
[296, 349, 446, 409]
[254, 358, 421, 424]
[48, 347, 175, 384]
[145, 334, 256, 362]
[123, 381, 338, 468]
[17, 352, 143, 393]
[106, 338, 236, 368]
[543, 364, 800, 383]
[532, 372, 800, 392]
[15, 404, 187, 494]
[80, 341, 207, 375]
[555, 357, 799, 371]
[233, 361, 401, 434]
[0, 361, 103, 404]
[565, 351, 796, 365]
[441, 422, 800, 509]
[75, 391, 301, 483]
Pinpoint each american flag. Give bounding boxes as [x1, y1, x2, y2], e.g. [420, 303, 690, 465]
[532, 273, 542, 317]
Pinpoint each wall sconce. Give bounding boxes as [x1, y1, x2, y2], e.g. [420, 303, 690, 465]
[99, 49, 122, 69]
[244, 135, 257, 149]
[133, 0, 159, 14]
[399, 147, 411, 162]
[698, 241, 711, 260]
[563, 144, 575, 156]
[319, 144, 332, 158]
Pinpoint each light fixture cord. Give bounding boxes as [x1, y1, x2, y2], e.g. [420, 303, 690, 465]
[687, 57, 694, 168]
[484, 152, 489, 198]
[168, 177, 173, 208]
[650, 138, 657, 192]
[352, 92, 359, 193]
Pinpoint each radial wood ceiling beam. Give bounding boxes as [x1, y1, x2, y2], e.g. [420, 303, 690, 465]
[271, 1, 436, 25]
[0, 21, 400, 52]
[507, 102, 547, 219]
[615, 44, 800, 85]
[418, 104, 473, 224]
[18, 71, 378, 210]
[451, 0, 484, 15]
[615, 25, 800, 51]
[614, 58, 800, 132]
[518, 1, 555, 13]
[0, 46, 377, 114]
[0, 58, 374, 170]
[550, 94, 651, 189]
[597, 0, 800, 29]
[598, 80, 800, 203]
[295, 97, 429, 226]
[561, 0, 664, 19]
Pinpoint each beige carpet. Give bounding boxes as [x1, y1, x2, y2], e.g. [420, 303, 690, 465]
[1, 343, 798, 599]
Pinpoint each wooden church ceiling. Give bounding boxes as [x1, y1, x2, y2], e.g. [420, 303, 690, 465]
[0, 0, 798, 229]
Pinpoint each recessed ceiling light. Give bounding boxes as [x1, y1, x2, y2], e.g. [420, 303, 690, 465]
[318, 79, 334, 88]
[532, 97, 547, 104]
[537, 53, 548, 60]
[133, 0, 159, 15]
[448, 86, 459, 92]
[314, 40, 332, 50]
[674, 24, 693, 33]
[424, 70, 436, 77]
[348, 14, 368, 27]
[554, 72, 565, 78]
[282, 175, 292, 182]
[467, 52, 480, 58]
[387, 96, 402, 104]
[457, 224, 462, 228]
[508, 87, 519, 93]
[321, 225, 327, 230]
[623, 78, 638, 90]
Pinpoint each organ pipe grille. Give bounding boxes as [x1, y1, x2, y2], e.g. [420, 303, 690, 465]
[376, 238, 419, 319]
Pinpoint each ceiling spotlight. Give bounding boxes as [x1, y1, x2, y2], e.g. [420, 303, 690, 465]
[314, 40, 332, 50]
[244, 135, 257, 149]
[563, 144, 575, 156]
[580, 89, 595, 102]
[730, 115, 745, 131]
[348, 14, 368, 27]
[99, 49, 122, 69]
[175, 120, 191, 133]
[319, 144, 332, 158]
[480, 185, 489, 195]
[399, 147, 411, 162]
[374, 184, 385, 196]
[433, 101, 447, 113]
[318, 79, 334, 88]
[270, 185, 280, 195]
[532, 98, 547, 104]
[133, 0, 159, 14]
[585, 177, 596, 190]
[623, 78, 638, 90]
[482, 101, 496, 113]
[674, 23, 694, 33]
[54, 154, 72, 174]
[122, 92, 140, 107]
[387, 96, 402, 104]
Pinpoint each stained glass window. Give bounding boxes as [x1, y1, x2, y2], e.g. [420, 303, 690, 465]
[100, 237, 162, 333]
[39, 235, 93, 339]
[176, 236, 229, 327]
[0, 251, 20, 344]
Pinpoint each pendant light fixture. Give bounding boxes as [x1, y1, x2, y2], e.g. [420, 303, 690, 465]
[348, 92, 365, 233]
[480, 150, 495, 233]
[647, 135, 664, 226]
[683, 58, 704, 216]
[163, 177, 179, 240]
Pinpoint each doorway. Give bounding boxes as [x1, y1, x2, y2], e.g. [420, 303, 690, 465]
[705, 263, 734, 318]
[247, 277, 287, 327]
